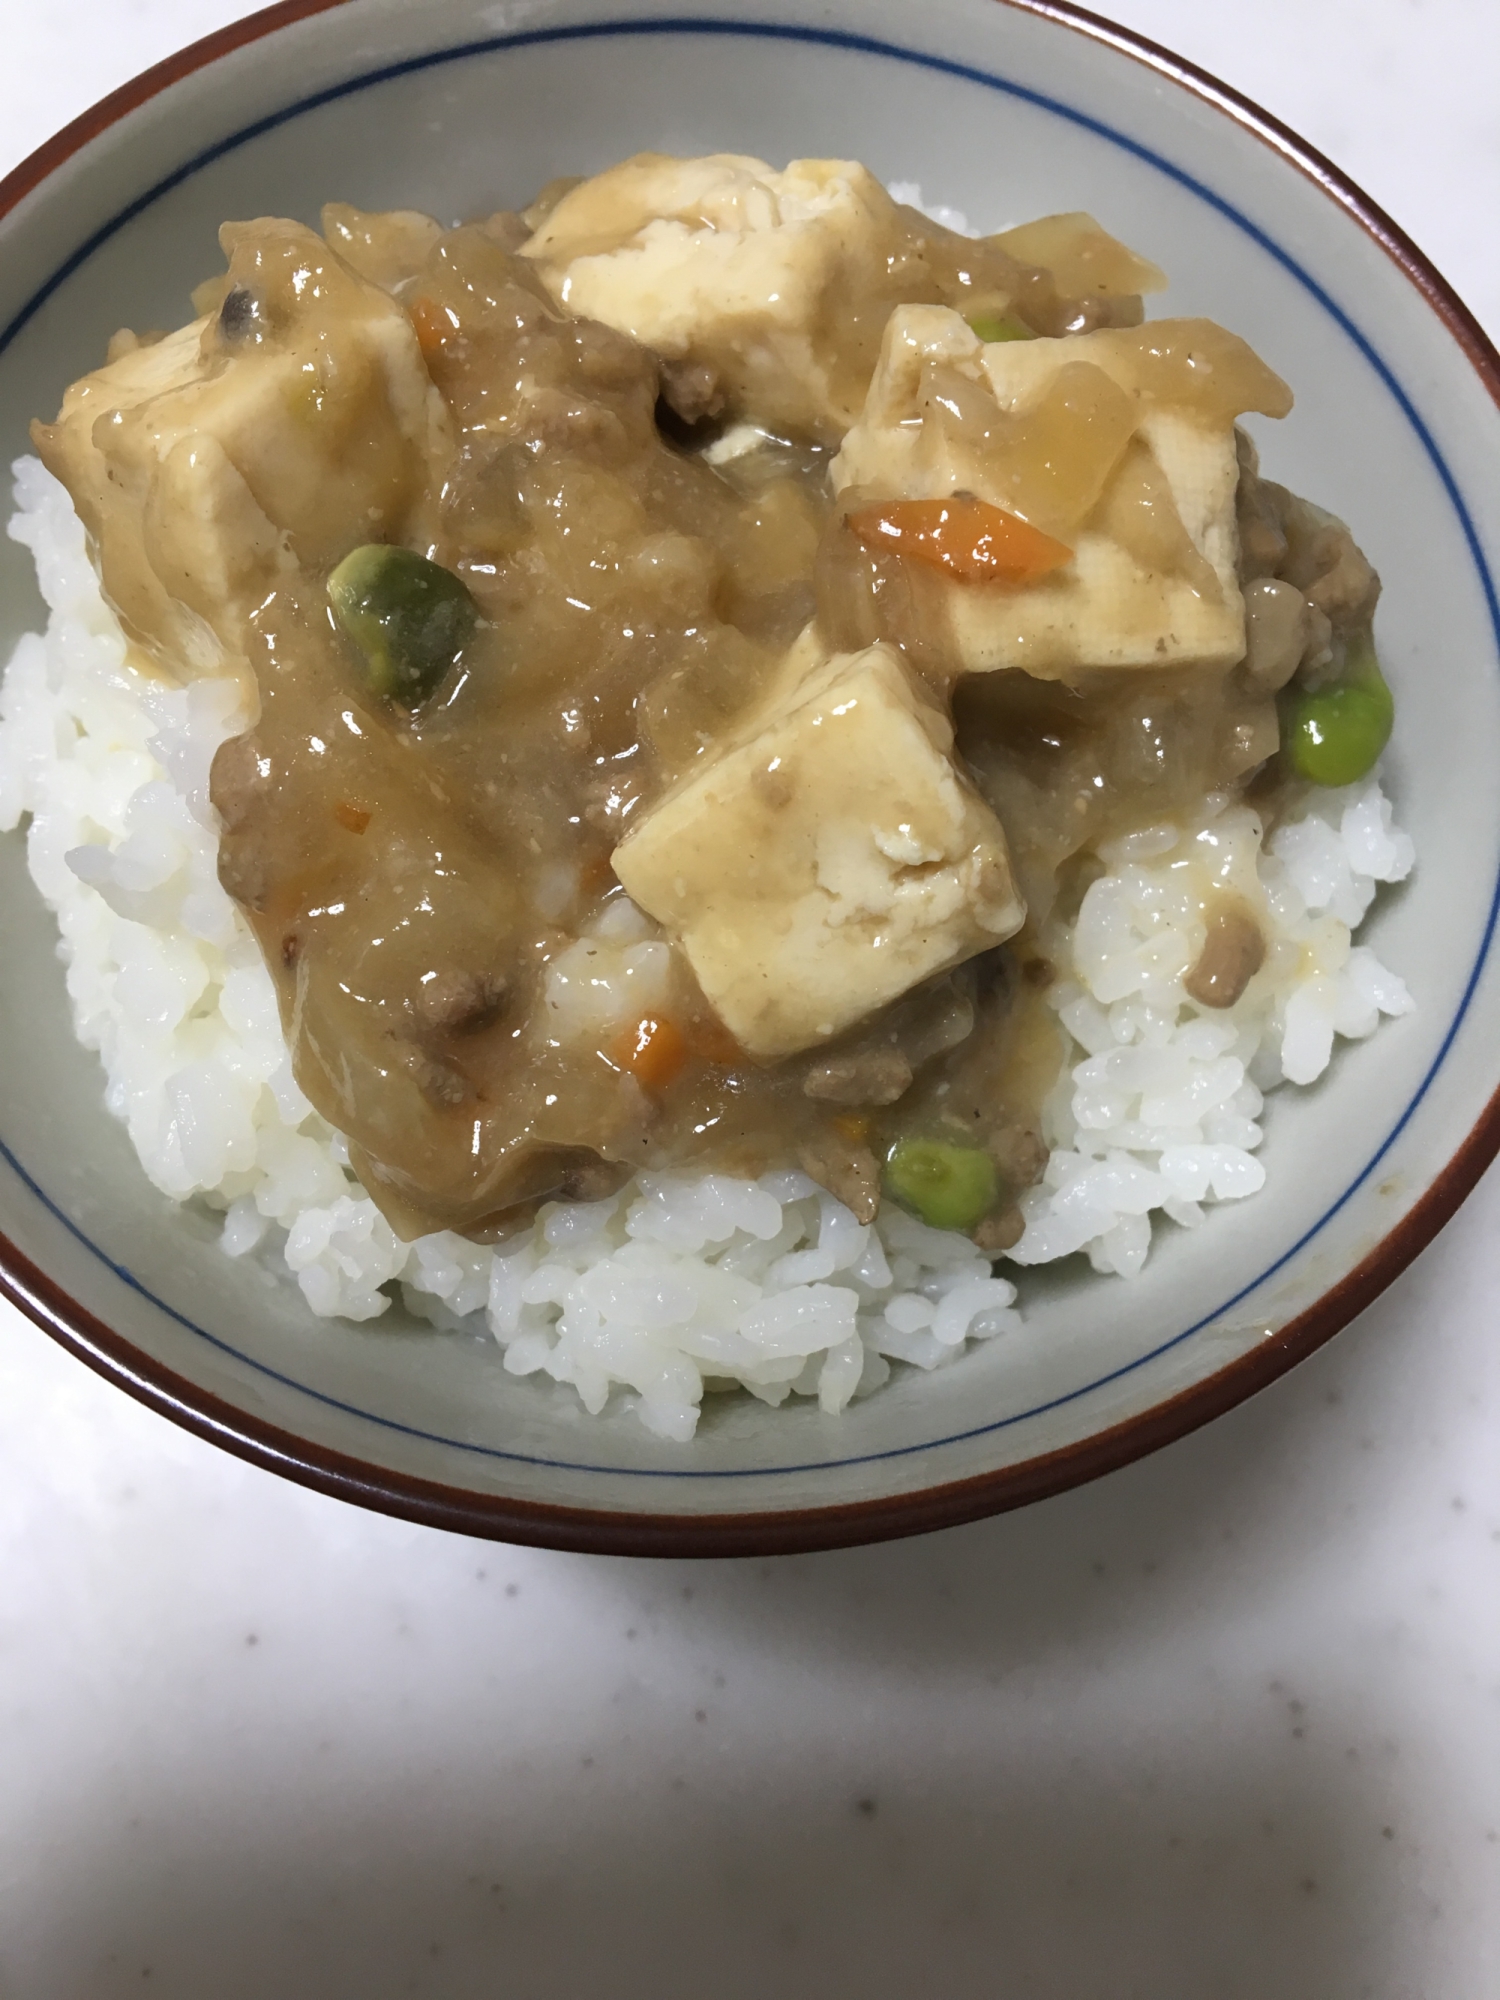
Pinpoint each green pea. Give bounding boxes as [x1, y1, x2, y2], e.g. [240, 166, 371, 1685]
[967, 310, 1035, 344]
[1283, 656, 1394, 788]
[327, 544, 477, 707]
[884, 1137, 999, 1232]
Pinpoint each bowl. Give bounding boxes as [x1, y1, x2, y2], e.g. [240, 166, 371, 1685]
[3, 0, 1499, 1556]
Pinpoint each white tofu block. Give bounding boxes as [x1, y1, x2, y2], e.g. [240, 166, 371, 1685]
[522, 154, 902, 437]
[832, 305, 1292, 676]
[611, 641, 1025, 1058]
[35, 222, 442, 677]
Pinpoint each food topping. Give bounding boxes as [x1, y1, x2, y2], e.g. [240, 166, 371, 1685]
[989, 211, 1168, 303]
[884, 1137, 1000, 1232]
[610, 640, 1026, 1057]
[609, 1014, 690, 1093]
[967, 311, 1035, 344]
[1282, 639, 1394, 787]
[845, 495, 1072, 585]
[520, 156, 1157, 441]
[832, 305, 1293, 676]
[32, 218, 442, 681]
[327, 544, 478, 706]
[1241, 577, 1310, 690]
[1184, 904, 1266, 1009]
[30, 155, 1392, 1247]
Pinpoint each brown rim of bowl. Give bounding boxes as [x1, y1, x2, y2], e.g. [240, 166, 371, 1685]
[2, 0, 1498, 1559]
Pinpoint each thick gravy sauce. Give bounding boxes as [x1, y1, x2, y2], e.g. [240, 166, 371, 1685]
[33, 172, 1377, 1245]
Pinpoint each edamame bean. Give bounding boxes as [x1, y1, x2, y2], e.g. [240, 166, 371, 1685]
[327, 544, 477, 707]
[884, 1137, 999, 1232]
[1283, 656, 1393, 788]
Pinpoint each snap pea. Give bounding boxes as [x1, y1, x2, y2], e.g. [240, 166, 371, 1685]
[967, 310, 1035, 344]
[327, 545, 477, 707]
[884, 1137, 999, 1232]
[1282, 647, 1394, 788]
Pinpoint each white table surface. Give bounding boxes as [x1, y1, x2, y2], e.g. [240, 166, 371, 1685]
[2, 4, 1498, 1994]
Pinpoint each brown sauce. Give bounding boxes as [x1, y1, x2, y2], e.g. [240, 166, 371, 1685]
[203, 215, 1072, 1239]
[33, 174, 1377, 1244]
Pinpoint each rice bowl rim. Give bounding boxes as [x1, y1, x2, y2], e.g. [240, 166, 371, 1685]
[0, 0, 1497, 1556]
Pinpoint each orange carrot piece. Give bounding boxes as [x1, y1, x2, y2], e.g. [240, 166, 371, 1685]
[831, 1112, 872, 1144]
[610, 1015, 688, 1093]
[409, 296, 454, 365]
[334, 801, 371, 834]
[846, 495, 1072, 585]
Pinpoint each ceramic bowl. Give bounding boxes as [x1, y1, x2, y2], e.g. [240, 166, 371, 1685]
[3, 0, 1498, 1556]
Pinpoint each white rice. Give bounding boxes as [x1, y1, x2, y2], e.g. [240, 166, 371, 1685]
[1010, 787, 1414, 1276]
[0, 456, 1414, 1438]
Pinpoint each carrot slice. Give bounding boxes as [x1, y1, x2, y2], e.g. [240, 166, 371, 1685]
[846, 495, 1072, 585]
[831, 1112, 873, 1144]
[409, 296, 455, 365]
[610, 1015, 688, 1094]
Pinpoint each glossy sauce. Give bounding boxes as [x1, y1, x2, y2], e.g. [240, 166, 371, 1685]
[39, 193, 1358, 1244]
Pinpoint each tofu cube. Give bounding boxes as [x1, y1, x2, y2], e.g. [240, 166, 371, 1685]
[832, 305, 1293, 676]
[611, 641, 1025, 1058]
[522, 154, 905, 439]
[34, 220, 441, 678]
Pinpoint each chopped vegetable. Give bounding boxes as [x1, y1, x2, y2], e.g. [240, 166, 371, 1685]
[991, 211, 1168, 300]
[1283, 646, 1394, 788]
[846, 495, 1072, 586]
[967, 311, 1034, 343]
[32, 157, 1402, 1307]
[327, 544, 477, 707]
[409, 295, 455, 363]
[884, 1137, 999, 1231]
[610, 1015, 689, 1093]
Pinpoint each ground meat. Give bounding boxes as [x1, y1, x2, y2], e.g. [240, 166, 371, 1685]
[1245, 471, 1380, 637]
[1233, 430, 1288, 583]
[803, 1046, 914, 1106]
[209, 731, 268, 831]
[403, 1046, 476, 1108]
[512, 387, 635, 460]
[553, 1150, 632, 1202]
[215, 839, 271, 913]
[411, 969, 509, 1035]
[1302, 522, 1380, 628]
[989, 1123, 1049, 1191]
[658, 357, 725, 426]
[1241, 578, 1309, 692]
[798, 1135, 881, 1223]
[1184, 905, 1265, 1009]
[973, 1205, 1026, 1253]
[480, 210, 533, 254]
[799, 969, 979, 1107]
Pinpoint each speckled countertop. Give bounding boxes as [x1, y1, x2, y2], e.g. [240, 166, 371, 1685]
[2, 4, 1499, 1994]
